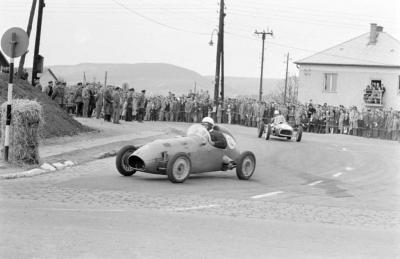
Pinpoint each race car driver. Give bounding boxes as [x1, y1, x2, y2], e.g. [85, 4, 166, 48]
[272, 110, 286, 125]
[201, 117, 235, 169]
[201, 117, 227, 149]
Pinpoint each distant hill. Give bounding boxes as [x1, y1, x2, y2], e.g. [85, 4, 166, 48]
[37, 63, 282, 96]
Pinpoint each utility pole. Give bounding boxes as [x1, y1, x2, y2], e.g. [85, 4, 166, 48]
[213, 0, 225, 107]
[284, 52, 289, 105]
[220, 3, 225, 102]
[18, 0, 37, 79]
[31, 0, 45, 86]
[255, 29, 273, 102]
[104, 71, 108, 88]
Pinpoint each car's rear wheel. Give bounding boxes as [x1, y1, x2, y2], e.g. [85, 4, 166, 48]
[167, 153, 191, 183]
[265, 124, 271, 140]
[286, 136, 291, 140]
[296, 126, 303, 142]
[116, 145, 137, 176]
[236, 151, 256, 180]
[258, 121, 265, 138]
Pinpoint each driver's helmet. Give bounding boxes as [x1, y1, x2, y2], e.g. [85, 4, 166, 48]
[201, 117, 215, 127]
[274, 110, 280, 116]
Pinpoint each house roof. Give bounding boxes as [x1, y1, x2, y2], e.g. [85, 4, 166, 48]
[0, 50, 9, 67]
[295, 32, 400, 68]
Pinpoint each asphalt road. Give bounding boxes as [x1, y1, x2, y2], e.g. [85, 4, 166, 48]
[1, 123, 399, 258]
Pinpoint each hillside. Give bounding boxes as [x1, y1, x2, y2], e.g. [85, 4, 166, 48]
[39, 63, 212, 96]
[0, 74, 91, 138]
[38, 63, 283, 97]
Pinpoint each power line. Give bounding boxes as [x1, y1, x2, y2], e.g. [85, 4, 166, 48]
[109, 0, 210, 36]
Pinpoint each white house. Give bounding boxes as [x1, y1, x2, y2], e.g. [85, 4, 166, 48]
[295, 24, 400, 110]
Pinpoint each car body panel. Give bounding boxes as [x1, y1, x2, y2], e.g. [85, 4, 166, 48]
[128, 124, 241, 175]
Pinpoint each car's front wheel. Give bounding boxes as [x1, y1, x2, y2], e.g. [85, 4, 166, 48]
[236, 151, 256, 180]
[116, 145, 138, 176]
[167, 153, 191, 183]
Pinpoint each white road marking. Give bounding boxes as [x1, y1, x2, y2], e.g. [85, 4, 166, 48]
[173, 204, 219, 211]
[342, 147, 347, 151]
[35, 208, 126, 212]
[308, 180, 323, 186]
[333, 172, 343, 178]
[251, 191, 284, 199]
[345, 166, 354, 171]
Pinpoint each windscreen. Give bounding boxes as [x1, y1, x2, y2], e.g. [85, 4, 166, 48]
[186, 124, 210, 141]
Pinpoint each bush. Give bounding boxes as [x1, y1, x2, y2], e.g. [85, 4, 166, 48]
[0, 99, 43, 165]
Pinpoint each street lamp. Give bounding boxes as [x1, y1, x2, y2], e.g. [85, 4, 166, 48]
[209, 28, 218, 46]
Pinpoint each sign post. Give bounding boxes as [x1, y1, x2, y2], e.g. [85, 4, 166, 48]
[1, 27, 29, 161]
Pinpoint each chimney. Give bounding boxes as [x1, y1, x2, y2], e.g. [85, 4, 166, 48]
[369, 23, 378, 44]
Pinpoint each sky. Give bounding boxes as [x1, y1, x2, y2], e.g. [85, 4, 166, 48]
[1, 0, 399, 79]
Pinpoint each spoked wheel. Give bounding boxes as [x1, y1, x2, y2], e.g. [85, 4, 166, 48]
[296, 126, 303, 142]
[236, 151, 256, 180]
[116, 145, 137, 176]
[257, 121, 265, 138]
[167, 153, 191, 183]
[265, 124, 271, 140]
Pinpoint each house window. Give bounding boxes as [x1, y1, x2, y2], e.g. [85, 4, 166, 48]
[323, 73, 337, 92]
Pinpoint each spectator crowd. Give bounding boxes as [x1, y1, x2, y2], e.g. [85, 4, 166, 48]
[36, 80, 400, 141]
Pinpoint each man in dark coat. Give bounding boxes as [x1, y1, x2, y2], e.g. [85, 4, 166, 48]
[73, 83, 83, 116]
[103, 85, 113, 122]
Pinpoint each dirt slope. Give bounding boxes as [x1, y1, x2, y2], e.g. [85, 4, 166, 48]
[0, 74, 92, 138]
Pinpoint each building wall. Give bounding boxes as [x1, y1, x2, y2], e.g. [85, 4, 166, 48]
[297, 64, 400, 110]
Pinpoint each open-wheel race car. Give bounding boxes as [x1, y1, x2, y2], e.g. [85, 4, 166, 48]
[116, 124, 256, 183]
[257, 119, 303, 142]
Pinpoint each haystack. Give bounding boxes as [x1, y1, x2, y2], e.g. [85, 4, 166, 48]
[0, 99, 43, 165]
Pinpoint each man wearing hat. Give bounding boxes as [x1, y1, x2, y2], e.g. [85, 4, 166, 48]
[43, 81, 53, 97]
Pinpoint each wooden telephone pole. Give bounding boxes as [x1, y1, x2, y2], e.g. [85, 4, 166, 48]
[31, 0, 45, 86]
[213, 0, 225, 107]
[284, 52, 290, 105]
[17, 0, 37, 79]
[255, 29, 273, 102]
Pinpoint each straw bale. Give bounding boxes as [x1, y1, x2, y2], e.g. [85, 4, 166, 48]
[0, 99, 43, 165]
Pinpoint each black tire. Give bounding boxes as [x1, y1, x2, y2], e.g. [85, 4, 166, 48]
[265, 124, 271, 140]
[236, 151, 256, 180]
[296, 126, 303, 142]
[116, 145, 138, 176]
[167, 153, 191, 183]
[258, 121, 265, 138]
[286, 136, 291, 140]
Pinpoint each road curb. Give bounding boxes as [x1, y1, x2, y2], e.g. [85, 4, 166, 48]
[0, 160, 77, 180]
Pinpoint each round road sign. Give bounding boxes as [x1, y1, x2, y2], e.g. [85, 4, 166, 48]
[1, 27, 29, 58]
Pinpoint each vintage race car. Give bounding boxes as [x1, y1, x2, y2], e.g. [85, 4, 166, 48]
[116, 124, 256, 183]
[257, 119, 303, 142]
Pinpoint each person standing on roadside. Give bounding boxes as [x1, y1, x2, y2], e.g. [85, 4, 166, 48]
[43, 81, 53, 97]
[95, 85, 104, 119]
[137, 90, 146, 122]
[103, 85, 113, 122]
[74, 82, 83, 117]
[82, 83, 90, 117]
[125, 89, 134, 121]
[112, 87, 121, 124]
[51, 81, 65, 109]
